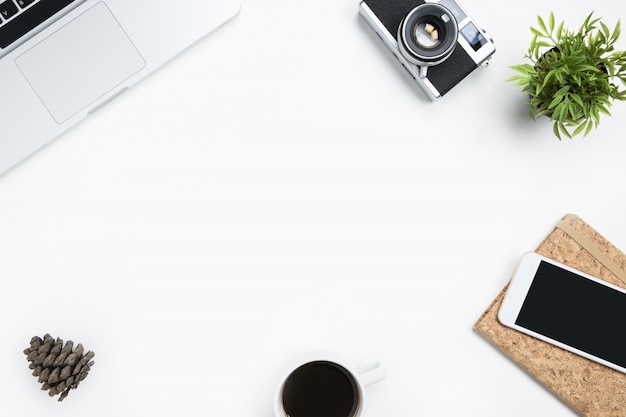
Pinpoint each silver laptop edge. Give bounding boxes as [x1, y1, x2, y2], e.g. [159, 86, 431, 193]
[0, 0, 240, 176]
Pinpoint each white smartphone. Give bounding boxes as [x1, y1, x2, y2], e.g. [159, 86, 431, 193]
[498, 252, 626, 374]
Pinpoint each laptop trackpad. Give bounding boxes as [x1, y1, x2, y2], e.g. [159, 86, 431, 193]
[16, 3, 146, 124]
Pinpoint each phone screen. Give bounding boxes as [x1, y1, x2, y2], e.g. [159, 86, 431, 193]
[516, 260, 626, 368]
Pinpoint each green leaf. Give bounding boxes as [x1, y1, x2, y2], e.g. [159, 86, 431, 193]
[580, 12, 595, 34]
[590, 107, 600, 124]
[601, 21, 610, 39]
[507, 74, 526, 82]
[596, 96, 612, 106]
[567, 102, 576, 120]
[548, 96, 563, 110]
[530, 27, 544, 38]
[554, 85, 571, 98]
[579, 64, 603, 72]
[553, 121, 562, 139]
[555, 70, 564, 84]
[555, 102, 569, 121]
[511, 79, 531, 86]
[556, 21, 564, 39]
[571, 93, 584, 108]
[509, 64, 535, 75]
[529, 34, 537, 53]
[611, 20, 622, 44]
[561, 122, 573, 139]
[572, 121, 587, 136]
[549, 12, 555, 32]
[541, 70, 556, 89]
[535, 108, 552, 118]
[584, 118, 595, 136]
[536, 41, 553, 49]
[537, 15, 548, 34]
[597, 103, 612, 116]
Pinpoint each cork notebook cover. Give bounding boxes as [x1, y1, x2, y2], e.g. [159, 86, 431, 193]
[474, 213, 626, 417]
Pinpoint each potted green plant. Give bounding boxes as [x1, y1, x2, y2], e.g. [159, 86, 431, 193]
[509, 12, 626, 139]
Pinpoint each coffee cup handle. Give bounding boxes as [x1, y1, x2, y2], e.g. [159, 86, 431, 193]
[358, 362, 387, 387]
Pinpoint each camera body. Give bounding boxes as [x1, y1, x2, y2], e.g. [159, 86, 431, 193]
[359, 0, 495, 100]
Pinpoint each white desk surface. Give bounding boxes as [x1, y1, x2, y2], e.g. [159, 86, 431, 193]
[2, 0, 626, 415]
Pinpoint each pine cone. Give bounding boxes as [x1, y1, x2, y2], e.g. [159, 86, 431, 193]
[23, 334, 95, 402]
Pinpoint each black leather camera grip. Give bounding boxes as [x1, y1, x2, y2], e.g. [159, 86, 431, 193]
[363, 0, 426, 35]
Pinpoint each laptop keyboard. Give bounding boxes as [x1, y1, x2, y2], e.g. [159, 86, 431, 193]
[0, 0, 80, 50]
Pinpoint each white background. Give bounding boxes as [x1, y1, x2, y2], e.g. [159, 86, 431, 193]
[2, 0, 626, 416]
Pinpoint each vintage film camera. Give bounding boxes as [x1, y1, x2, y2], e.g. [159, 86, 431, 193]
[359, 0, 495, 100]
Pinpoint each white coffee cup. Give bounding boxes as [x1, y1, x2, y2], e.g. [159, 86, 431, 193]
[274, 350, 386, 417]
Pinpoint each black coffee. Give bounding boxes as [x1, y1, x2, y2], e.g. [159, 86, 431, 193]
[282, 361, 359, 417]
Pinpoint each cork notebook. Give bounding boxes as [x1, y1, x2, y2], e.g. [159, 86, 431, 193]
[474, 213, 626, 417]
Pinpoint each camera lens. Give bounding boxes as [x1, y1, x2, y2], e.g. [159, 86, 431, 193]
[414, 21, 443, 49]
[398, 4, 458, 66]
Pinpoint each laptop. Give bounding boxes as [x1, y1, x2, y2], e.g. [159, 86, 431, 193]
[0, 0, 240, 176]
